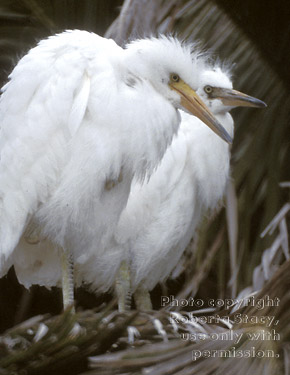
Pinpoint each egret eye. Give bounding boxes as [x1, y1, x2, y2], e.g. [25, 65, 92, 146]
[204, 85, 213, 94]
[171, 73, 180, 82]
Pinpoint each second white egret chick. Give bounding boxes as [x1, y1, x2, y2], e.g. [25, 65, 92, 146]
[80, 65, 266, 311]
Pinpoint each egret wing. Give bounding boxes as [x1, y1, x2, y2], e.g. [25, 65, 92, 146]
[0, 30, 121, 272]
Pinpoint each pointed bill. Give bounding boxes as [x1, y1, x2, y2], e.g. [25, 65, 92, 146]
[212, 88, 267, 108]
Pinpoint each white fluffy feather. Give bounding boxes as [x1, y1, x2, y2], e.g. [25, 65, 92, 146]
[0, 30, 206, 284]
[79, 67, 233, 293]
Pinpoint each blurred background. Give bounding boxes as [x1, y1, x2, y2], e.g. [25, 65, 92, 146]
[0, 0, 289, 343]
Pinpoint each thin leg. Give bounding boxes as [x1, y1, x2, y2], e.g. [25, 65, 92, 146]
[115, 260, 132, 312]
[134, 284, 152, 311]
[60, 249, 75, 312]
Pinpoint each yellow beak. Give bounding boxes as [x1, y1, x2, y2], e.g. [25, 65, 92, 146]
[170, 80, 232, 144]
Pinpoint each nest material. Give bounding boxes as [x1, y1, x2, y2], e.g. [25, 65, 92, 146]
[0, 261, 289, 375]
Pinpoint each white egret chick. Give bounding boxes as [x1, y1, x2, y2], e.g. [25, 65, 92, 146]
[0, 30, 232, 310]
[80, 66, 266, 310]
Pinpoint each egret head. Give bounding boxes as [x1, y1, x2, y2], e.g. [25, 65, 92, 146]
[196, 67, 267, 114]
[125, 36, 232, 144]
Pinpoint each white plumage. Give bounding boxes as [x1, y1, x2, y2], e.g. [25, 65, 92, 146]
[5, 56, 265, 311]
[0, 30, 232, 308]
[78, 67, 266, 310]
[80, 67, 234, 296]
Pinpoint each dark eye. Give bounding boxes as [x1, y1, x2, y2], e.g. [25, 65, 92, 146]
[171, 73, 180, 82]
[204, 85, 213, 94]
